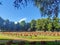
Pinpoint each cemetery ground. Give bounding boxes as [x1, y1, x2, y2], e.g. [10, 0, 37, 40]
[0, 31, 60, 45]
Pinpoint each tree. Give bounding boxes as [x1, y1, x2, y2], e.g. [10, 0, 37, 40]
[35, 0, 60, 18]
[15, 22, 21, 31]
[13, 0, 60, 18]
[13, 0, 33, 8]
[36, 19, 41, 31]
[0, 17, 4, 31]
[3, 19, 10, 31]
[20, 21, 26, 31]
[30, 20, 36, 31]
[47, 23, 52, 31]
[8, 22, 15, 31]
[52, 17, 60, 31]
[25, 23, 30, 31]
[0, 0, 60, 18]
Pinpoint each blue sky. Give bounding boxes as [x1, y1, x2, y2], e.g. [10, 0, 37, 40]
[0, 0, 41, 22]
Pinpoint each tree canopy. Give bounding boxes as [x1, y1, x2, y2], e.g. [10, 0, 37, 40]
[0, 0, 60, 18]
[13, 0, 60, 18]
[0, 17, 60, 32]
[35, 0, 60, 18]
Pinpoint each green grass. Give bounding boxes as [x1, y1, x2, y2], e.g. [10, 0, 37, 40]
[0, 41, 60, 45]
[0, 33, 60, 41]
[1, 33, 60, 45]
[0, 34, 10, 39]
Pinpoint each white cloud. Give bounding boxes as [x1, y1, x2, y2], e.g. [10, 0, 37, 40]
[14, 22, 18, 24]
[14, 18, 27, 24]
[19, 18, 27, 22]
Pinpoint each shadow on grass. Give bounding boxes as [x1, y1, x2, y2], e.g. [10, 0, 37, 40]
[0, 40, 60, 45]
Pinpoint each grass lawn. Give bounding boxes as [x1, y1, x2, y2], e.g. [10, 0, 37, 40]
[0, 33, 60, 41]
[0, 41, 60, 45]
[0, 33, 60, 45]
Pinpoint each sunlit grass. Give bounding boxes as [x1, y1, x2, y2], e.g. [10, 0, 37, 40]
[0, 33, 60, 41]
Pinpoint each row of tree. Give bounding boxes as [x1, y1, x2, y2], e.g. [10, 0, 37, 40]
[0, 17, 30, 32]
[30, 17, 60, 32]
[0, 17, 60, 32]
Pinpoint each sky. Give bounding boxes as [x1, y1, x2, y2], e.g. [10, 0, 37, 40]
[0, 0, 41, 23]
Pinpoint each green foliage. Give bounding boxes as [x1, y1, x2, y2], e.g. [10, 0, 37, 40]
[20, 21, 26, 27]
[36, 19, 41, 31]
[35, 0, 60, 18]
[30, 20, 36, 31]
[13, 0, 60, 18]
[0, 16, 60, 32]
[31, 18, 60, 31]
[47, 23, 52, 31]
